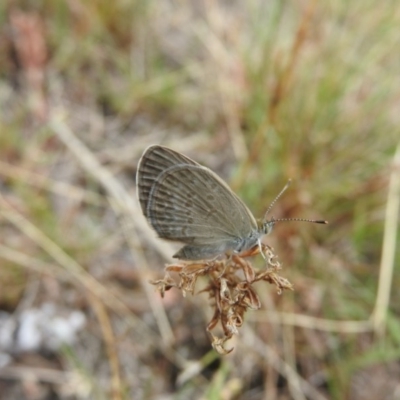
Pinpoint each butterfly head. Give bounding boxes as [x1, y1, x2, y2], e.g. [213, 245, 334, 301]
[261, 219, 275, 236]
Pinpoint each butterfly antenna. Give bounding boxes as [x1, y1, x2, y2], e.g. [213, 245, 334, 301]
[271, 217, 328, 225]
[263, 179, 292, 222]
[263, 180, 328, 225]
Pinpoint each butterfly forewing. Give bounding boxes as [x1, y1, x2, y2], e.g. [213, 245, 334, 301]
[146, 164, 257, 244]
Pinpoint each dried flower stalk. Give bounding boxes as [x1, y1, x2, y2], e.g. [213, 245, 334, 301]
[151, 244, 293, 354]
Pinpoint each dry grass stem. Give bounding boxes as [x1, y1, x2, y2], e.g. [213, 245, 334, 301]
[250, 312, 373, 333]
[0, 160, 104, 206]
[0, 243, 70, 280]
[372, 141, 400, 335]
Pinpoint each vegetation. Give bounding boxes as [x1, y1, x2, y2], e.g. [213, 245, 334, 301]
[0, 1, 399, 399]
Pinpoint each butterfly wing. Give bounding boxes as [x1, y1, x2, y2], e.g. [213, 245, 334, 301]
[145, 164, 258, 245]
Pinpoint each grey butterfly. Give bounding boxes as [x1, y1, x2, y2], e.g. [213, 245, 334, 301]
[136, 145, 326, 260]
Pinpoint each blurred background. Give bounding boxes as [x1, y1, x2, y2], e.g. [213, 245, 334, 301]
[0, 1, 399, 399]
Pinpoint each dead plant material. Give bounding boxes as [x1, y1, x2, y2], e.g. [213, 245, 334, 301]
[151, 244, 293, 355]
